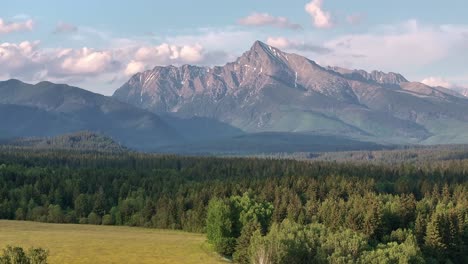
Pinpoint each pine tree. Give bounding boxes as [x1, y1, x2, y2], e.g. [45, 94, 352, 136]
[414, 213, 426, 244]
[233, 221, 261, 264]
[425, 213, 447, 259]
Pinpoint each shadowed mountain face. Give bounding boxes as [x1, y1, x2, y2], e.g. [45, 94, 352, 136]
[0, 79, 181, 149]
[114, 41, 468, 144]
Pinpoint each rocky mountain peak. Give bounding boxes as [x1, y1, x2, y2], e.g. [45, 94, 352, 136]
[112, 40, 468, 143]
[238, 41, 290, 67]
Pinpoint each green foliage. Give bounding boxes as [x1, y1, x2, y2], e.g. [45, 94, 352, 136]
[206, 198, 234, 256]
[230, 193, 273, 235]
[24, 248, 48, 264]
[358, 235, 425, 264]
[0, 149, 467, 262]
[46, 205, 63, 223]
[206, 194, 273, 258]
[87, 212, 101, 225]
[248, 220, 369, 264]
[3, 131, 127, 153]
[233, 221, 261, 264]
[102, 214, 113, 225]
[0, 246, 48, 264]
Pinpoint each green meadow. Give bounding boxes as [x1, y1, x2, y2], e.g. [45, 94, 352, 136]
[0, 220, 224, 264]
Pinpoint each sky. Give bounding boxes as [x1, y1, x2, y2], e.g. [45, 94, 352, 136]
[1, 0, 468, 95]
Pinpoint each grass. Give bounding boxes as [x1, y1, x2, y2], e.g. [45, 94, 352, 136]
[0, 220, 224, 264]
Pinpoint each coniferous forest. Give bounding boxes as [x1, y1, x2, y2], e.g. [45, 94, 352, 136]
[0, 148, 467, 263]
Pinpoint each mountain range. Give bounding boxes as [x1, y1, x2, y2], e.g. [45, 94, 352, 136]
[2, 41, 468, 153]
[114, 41, 468, 145]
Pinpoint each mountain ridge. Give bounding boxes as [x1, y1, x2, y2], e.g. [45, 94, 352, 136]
[0, 79, 182, 149]
[113, 41, 468, 145]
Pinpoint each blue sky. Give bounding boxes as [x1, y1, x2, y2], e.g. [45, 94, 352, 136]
[1, 0, 468, 95]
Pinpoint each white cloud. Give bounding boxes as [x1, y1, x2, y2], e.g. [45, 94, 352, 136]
[179, 44, 204, 62]
[58, 48, 117, 76]
[421, 77, 454, 88]
[266, 37, 291, 49]
[124, 61, 146, 76]
[315, 20, 468, 74]
[266, 37, 331, 54]
[238, 13, 302, 30]
[0, 41, 42, 73]
[305, 0, 333, 29]
[0, 18, 33, 34]
[133, 43, 203, 63]
[0, 40, 214, 87]
[421, 76, 468, 96]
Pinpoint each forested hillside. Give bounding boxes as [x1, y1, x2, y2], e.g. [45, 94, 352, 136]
[0, 149, 466, 263]
[270, 144, 468, 164]
[0, 131, 127, 153]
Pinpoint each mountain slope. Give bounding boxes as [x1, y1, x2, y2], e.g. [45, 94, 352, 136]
[0, 79, 181, 149]
[114, 41, 468, 144]
[0, 104, 81, 139]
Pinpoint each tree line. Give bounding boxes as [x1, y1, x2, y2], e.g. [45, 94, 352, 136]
[0, 149, 467, 263]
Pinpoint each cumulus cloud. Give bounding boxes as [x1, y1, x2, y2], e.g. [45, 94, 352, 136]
[238, 13, 302, 30]
[126, 43, 205, 75]
[421, 76, 468, 96]
[53, 22, 78, 34]
[266, 37, 331, 54]
[0, 39, 214, 85]
[0, 41, 43, 77]
[0, 18, 33, 34]
[305, 0, 333, 29]
[56, 48, 118, 76]
[124, 61, 146, 76]
[421, 77, 454, 88]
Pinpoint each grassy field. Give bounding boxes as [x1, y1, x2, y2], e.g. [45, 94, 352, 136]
[0, 220, 224, 264]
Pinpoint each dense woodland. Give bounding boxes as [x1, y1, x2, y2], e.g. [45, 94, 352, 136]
[0, 148, 467, 263]
[0, 131, 127, 153]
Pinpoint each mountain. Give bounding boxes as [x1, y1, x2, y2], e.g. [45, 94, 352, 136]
[326, 66, 408, 88]
[454, 87, 468, 97]
[0, 79, 181, 149]
[1, 131, 127, 152]
[159, 115, 244, 142]
[114, 41, 468, 145]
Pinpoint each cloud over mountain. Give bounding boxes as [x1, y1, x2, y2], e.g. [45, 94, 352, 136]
[0, 39, 218, 88]
[266, 37, 331, 54]
[421, 77, 454, 88]
[422, 76, 468, 96]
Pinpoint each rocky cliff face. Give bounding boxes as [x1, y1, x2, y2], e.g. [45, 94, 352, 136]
[327, 66, 408, 86]
[113, 41, 468, 144]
